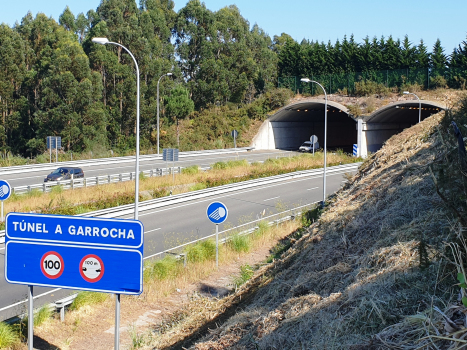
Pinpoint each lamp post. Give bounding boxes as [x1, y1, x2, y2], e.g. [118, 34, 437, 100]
[92, 37, 140, 350]
[301, 78, 327, 207]
[403, 91, 421, 123]
[157, 72, 173, 155]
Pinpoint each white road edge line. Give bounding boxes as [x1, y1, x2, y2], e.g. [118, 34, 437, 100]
[307, 187, 319, 190]
[263, 196, 280, 201]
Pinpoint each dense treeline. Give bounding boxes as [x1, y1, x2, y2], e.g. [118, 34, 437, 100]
[276, 34, 467, 78]
[0, 0, 467, 157]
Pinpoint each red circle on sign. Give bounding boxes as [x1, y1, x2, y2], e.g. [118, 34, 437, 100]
[40, 251, 64, 279]
[79, 254, 105, 283]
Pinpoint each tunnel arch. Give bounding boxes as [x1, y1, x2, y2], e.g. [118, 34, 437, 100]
[359, 100, 445, 155]
[252, 98, 356, 153]
[252, 98, 445, 156]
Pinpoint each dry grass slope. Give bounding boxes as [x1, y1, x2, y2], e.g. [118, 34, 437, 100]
[150, 97, 467, 349]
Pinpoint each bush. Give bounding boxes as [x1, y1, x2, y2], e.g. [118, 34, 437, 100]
[185, 239, 216, 263]
[212, 161, 228, 170]
[229, 234, 251, 253]
[354, 80, 390, 97]
[430, 75, 448, 88]
[233, 264, 254, 288]
[144, 256, 180, 281]
[34, 305, 52, 326]
[70, 291, 109, 311]
[0, 322, 20, 348]
[181, 165, 199, 175]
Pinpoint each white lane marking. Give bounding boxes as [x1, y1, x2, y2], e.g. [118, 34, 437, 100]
[0, 288, 62, 313]
[263, 196, 280, 201]
[145, 228, 161, 234]
[307, 187, 319, 191]
[132, 169, 354, 219]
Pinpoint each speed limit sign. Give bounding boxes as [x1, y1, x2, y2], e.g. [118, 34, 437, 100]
[40, 251, 64, 279]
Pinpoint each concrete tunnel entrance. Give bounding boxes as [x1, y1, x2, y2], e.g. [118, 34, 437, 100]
[252, 98, 445, 157]
[251, 99, 356, 153]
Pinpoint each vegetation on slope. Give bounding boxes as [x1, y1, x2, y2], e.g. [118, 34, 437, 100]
[139, 95, 467, 349]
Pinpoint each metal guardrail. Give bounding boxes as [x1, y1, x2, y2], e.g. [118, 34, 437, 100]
[11, 166, 186, 195]
[0, 147, 254, 176]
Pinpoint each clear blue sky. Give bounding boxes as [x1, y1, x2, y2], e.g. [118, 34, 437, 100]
[1, 0, 466, 53]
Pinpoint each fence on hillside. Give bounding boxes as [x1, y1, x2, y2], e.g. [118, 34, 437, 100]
[279, 67, 467, 95]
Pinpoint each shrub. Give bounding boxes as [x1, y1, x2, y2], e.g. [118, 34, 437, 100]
[229, 234, 251, 253]
[181, 165, 199, 175]
[212, 161, 228, 170]
[70, 291, 109, 311]
[0, 322, 20, 348]
[233, 264, 254, 288]
[430, 75, 448, 88]
[144, 256, 180, 281]
[34, 305, 52, 326]
[354, 80, 390, 97]
[185, 239, 216, 263]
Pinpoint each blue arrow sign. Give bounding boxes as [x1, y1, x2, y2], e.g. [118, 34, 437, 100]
[0, 180, 12, 201]
[207, 202, 228, 224]
[6, 213, 143, 249]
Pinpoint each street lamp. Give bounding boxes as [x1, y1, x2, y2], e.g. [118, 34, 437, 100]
[403, 91, 421, 123]
[301, 78, 327, 207]
[92, 37, 140, 350]
[157, 72, 173, 155]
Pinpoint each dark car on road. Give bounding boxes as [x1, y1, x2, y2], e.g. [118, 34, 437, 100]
[44, 167, 84, 182]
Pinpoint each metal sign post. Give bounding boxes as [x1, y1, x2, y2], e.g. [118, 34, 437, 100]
[0, 180, 12, 222]
[28, 285, 33, 350]
[4, 213, 144, 348]
[163, 148, 179, 183]
[47, 136, 61, 163]
[206, 202, 228, 269]
[310, 135, 318, 156]
[231, 130, 238, 149]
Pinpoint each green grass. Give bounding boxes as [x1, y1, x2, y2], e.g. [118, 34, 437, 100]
[189, 183, 207, 191]
[144, 256, 181, 282]
[0, 322, 20, 349]
[182, 165, 199, 175]
[233, 264, 254, 288]
[229, 233, 251, 253]
[34, 305, 53, 327]
[185, 239, 216, 263]
[70, 291, 109, 311]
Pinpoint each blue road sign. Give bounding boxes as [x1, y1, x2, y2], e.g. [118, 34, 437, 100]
[0, 180, 11, 201]
[207, 202, 228, 224]
[5, 213, 144, 295]
[5, 241, 142, 294]
[6, 213, 143, 249]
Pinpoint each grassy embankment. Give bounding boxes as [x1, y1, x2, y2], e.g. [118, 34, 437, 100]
[136, 96, 467, 349]
[3, 152, 360, 221]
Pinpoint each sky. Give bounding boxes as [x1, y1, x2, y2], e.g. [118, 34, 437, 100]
[1, 0, 466, 53]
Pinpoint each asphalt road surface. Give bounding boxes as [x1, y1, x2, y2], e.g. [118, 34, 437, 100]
[1, 150, 295, 189]
[0, 164, 356, 321]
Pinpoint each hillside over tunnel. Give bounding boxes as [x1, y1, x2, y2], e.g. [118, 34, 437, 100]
[252, 98, 445, 156]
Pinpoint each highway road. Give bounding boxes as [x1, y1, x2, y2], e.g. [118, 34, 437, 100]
[0, 150, 294, 189]
[0, 163, 358, 321]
